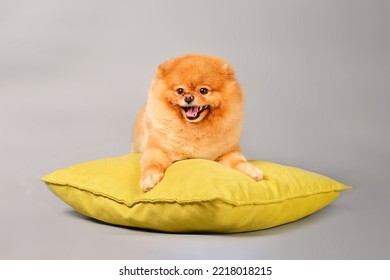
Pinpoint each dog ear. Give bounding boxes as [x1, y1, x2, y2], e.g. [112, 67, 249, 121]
[222, 62, 235, 76]
[157, 63, 166, 78]
[157, 58, 175, 78]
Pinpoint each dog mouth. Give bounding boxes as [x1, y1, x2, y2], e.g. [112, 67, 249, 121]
[181, 105, 210, 121]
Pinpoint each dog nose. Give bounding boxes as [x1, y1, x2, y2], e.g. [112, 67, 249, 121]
[184, 94, 194, 104]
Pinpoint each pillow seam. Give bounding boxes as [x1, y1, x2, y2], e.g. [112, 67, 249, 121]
[45, 181, 349, 208]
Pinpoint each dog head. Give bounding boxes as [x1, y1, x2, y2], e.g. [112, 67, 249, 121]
[150, 54, 243, 123]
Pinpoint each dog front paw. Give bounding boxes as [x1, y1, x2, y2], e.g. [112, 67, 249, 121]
[140, 171, 164, 192]
[236, 162, 263, 181]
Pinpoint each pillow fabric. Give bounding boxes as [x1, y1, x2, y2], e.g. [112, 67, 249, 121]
[41, 154, 351, 233]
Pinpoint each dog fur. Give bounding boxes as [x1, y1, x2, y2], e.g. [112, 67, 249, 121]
[132, 54, 263, 191]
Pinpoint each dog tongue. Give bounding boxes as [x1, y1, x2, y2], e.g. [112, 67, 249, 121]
[186, 106, 199, 118]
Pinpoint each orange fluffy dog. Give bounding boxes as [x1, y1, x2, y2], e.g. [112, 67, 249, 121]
[132, 54, 263, 191]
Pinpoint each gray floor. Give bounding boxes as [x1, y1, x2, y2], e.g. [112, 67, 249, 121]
[1, 0, 389, 259]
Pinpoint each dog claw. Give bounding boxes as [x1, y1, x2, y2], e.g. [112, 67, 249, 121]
[236, 162, 263, 181]
[140, 172, 164, 192]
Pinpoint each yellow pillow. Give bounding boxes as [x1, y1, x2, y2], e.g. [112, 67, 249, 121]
[41, 154, 351, 233]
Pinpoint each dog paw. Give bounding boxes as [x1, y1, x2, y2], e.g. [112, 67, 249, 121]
[140, 171, 164, 192]
[236, 162, 263, 181]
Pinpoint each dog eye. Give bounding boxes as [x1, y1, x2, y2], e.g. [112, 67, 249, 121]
[176, 88, 184, 94]
[199, 88, 208, 95]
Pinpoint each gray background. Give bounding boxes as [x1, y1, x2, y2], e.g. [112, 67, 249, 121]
[1, 0, 389, 259]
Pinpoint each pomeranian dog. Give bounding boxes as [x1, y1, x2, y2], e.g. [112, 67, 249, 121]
[132, 54, 263, 191]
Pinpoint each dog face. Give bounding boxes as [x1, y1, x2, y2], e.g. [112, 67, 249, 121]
[152, 54, 240, 123]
